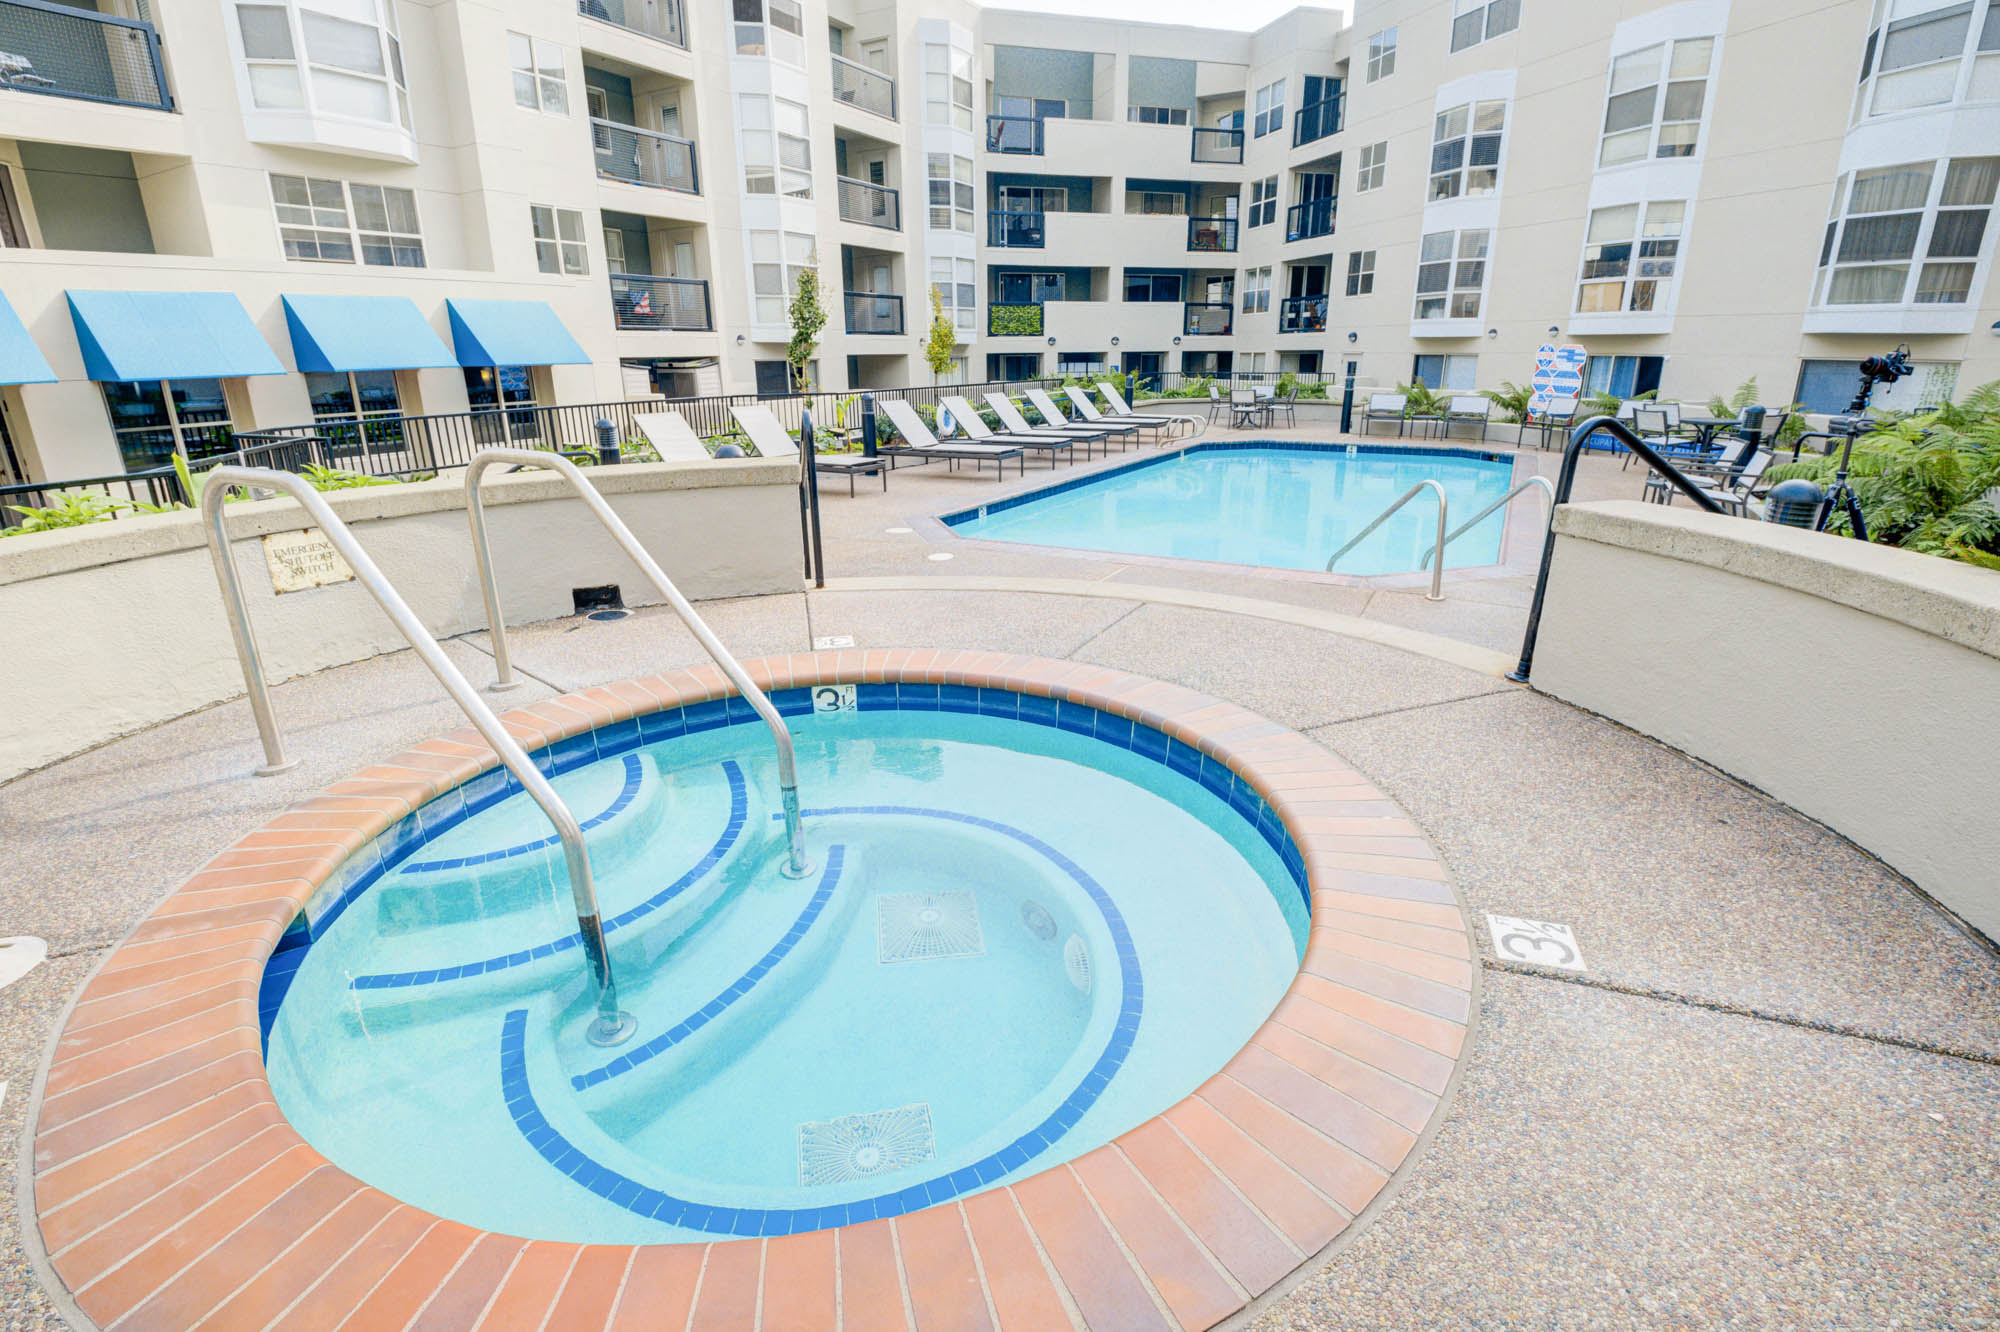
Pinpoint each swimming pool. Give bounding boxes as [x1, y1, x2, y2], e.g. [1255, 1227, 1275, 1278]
[261, 689, 1308, 1243]
[945, 443, 1519, 575]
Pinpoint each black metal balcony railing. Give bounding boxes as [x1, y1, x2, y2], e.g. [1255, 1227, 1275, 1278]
[1286, 196, 1337, 242]
[987, 210, 1045, 248]
[836, 176, 900, 230]
[1190, 127, 1244, 164]
[592, 119, 699, 194]
[610, 274, 712, 331]
[844, 291, 904, 334]
[1278, 294, 1328, 333]
[0, 0, 172, 111]
[1187, 216, 1238, 253]
[1183, 302, 1233, 336]
[577, 0, 685, 48]
[1292, 92, 1344, 147]
[988, 302, 1044, 336]
[986, 114, 1044, 155]
[830, 52, 895, 120]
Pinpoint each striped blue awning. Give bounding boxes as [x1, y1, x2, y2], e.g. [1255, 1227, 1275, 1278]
[66, 290, 284, 382]
[0, 295, 56, 385]
[446, 299, 589, 368]
[282, 295, 456, 374]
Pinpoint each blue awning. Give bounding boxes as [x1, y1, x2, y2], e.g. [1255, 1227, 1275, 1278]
[282, 295, 457, 374]
[66, 290, 285, 382]
[0, 295, 56, 385]
[446, 299, 590, 368]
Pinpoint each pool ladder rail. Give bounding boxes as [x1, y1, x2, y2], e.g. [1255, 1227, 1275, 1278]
[1418, 476, 1556, 570]
[1323, 479, 1450, 600]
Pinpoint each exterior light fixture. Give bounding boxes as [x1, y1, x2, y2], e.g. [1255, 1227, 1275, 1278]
[1172, 336, 1181, 345]
[736, 334, 746, 345]
[1110, 336, 1120, 346]
[1487, 328, 1499, 338]
[1046, 336, 1056, 346]
[1347, 331, 1358, 343]
[1547, 325, 1559, 337]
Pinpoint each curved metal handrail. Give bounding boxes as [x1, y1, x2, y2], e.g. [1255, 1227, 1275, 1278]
[198, 467, 635, 1047]
[1420, 475, 1556, 569]
[1324, 479, 1449, 601]
[463, 448, 812, 879]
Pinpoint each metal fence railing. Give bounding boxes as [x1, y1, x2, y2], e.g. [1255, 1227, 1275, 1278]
[576, 0, 684, 47]
[843, 292, 904, 335]
[0, 0, 171, 110]
[610, 275, 712, 331]
[836, 176, 900, 230]
[1190, 127, 1243, 164]
[987, 210, 1044, 248]
[1293, 92, 1344, 147]
[829, 52, 895, 120]
[1183, 302, 1233, 336]
[592, 118, 698, 194]
[1187, 216, 1238, 253]
[985, 114, 1043, 154]
[1286, 196, 1337, 242]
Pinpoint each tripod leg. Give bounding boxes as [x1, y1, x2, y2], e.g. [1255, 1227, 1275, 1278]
[1843, 489, 1868, 542]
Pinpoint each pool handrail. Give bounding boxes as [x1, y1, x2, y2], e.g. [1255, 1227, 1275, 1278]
[1420, 475, 1556, 570]
[462, 447, 812, 880]
[1324, 478, 1449, 601]
[197, 466, 636, 1047]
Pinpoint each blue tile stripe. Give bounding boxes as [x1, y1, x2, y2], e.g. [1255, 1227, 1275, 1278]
[396, 754, 645, 874]
[571, 845, 847, 1091]
[346, 761, 748, 991]
[498, 802, 1144, 1237]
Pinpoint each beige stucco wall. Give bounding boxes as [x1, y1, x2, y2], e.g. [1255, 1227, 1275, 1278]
[0, 458, 801, 781]
[1532, 500, 2000, 944]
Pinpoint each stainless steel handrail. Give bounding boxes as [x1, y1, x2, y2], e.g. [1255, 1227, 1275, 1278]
[1420, 475, 1555, 569]
[463, 448, 813, 879]
[198, 467, 635, 1047]
[1324, 479, 1449, 601]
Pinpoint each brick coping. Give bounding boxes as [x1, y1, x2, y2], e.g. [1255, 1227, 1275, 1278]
[29, 652, 1476, 1330]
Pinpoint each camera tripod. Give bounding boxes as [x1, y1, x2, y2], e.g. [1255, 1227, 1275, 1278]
[1811, 345, 1913, 541]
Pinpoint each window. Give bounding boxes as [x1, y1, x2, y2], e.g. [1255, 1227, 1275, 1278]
[1429, 101, 1506, 200]
[1057, 351, 1107, 377]
[1575, 201, 1685, 313]
[754, 360, 791, 396]
[1815, 156, 1998, 305]
[751, 229, 815, 322]
[1366, 27, 1397, 82]
[926, 42, 974, 131]
[1346, 249, 1376, 296]
[1129, 191, 1188, 215]
[1412, 354, 1477, 390]
[531, 204, 587, 274]
[990, 353, 1042, 382]
[1248, 176, 1278, 227]
[233, 0, 411, 129]
[101, 379, 235, 471]
[307, 369, 405, 450]
[1241, 266, 1271, 312]
[1128, 105, 1190, 124]
[1414, 229, 1490, 319]
[508, 32, 567, 113]
[1124, 271, 1183, 302]
[1451, 0, 1520, 53]
[1600, 38, 1715, 166]
[1795, 356, 1958, 413]
[998, 271, 1066, 302]
[270, 174, 423, 266]
[1253, 80, 1285, 138]
[739, 95, 812, 198]
[1585, 354, 1664, 399]
[1855, 1, 1997, 118]
[464, 366, 539, 425]
[734, 0, 804, 65]
[1356, 141, 1388, 192]
[933, 256, 977, 332]
[927, 154, 974, 232]
[998, 184, 1067, 213]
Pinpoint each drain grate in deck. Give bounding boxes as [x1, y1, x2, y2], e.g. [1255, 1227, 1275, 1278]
[798, 1103, 936, 1186]
[875, 889, 984, 963]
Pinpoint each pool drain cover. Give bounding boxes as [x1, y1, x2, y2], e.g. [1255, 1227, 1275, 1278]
[798, 1103, 935, 1185]
[876, 890, 983, 963]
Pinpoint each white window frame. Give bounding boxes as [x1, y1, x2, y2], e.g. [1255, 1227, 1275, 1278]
[925, 41, 974, 131]
[927, 153, 974, 232]
[750, 229, 815, 323]
[531, 203, 588, 275]
[1346, 249, 1376, 296]
[1252, 80, 1285, 138]
[1366, 27, 1398, 82]
[1574, 200, 1687, 314]
[734, 0, 804, 67]
[932, 256, 977, 334]
[1599, 37, 1718, 168]
[1241, 265, 1271, 312]
[1247, 175, 1278, 227]
[270, 172, 424, 266]
[1429, 100, 1507, 200]
[1853, 0, 2000, 122]
[1451, 0, 1520, 53]
[509, 32, 568, 114]
[1356, 140, 1388, 192]
[1413, 353, 1479, 390]
[1814, 155, 1999, 307]
[232, 0, 411, 130]
[1414, 228, 1491, 320]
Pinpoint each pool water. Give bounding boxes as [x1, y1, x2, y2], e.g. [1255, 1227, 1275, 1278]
[264, 706, 1307, 1242]
[946, 443, 1519, 575]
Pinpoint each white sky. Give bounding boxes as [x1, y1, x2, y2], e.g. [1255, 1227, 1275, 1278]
[986, 0, 1345, 34]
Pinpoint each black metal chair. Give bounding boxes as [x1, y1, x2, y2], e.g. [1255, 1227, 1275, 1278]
[1272, 387, 1299, 428]
[1361, 391, 1407, 436]
[1516, 402, 1577, 450]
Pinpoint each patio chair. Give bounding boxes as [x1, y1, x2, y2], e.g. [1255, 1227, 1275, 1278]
[941, 396, 1076, 467]
[1023, 388, 1142, 447]
[1063, 385, 1171, 443]
[1207, 384, 1225, 424]
[1516, 400, 1577, 450]
[1442, 394, 1490, 441]
[877, 397, 1026, 479]
[1361, 392, 1407, 437]
[1271, 387, 1300, 428]
[1645, 431, 1763, 504]
[729, 405, 888, 494]
[1094, 381, 1198, 437]
[631, 411, 711, 463]
[1228, 387, 1265, 430]
[984, 392, 1111, 457]
[1661, 446, 1773, 516]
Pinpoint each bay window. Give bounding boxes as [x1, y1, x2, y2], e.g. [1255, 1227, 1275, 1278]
[1451, 0, 1520, 53]
[1430, 100, 1506, 199]
[925, 43, 974, 130]
[751, 230, 816, 322]
[1600, 37, 1715, 166]
[927, 154, 973, 232]
[1414, 229, 1490, 320]
[733, 0, 804, 66]
[233, 0, 410, 130]
[1815, 156, 1997, 306]
[1575, 201, 1685, 313]
[1854, 1, 2000, 118]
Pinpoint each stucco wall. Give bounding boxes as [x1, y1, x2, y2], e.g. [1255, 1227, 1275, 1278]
[1532, 500, 2000, 944]
[0, 459, 802, 782]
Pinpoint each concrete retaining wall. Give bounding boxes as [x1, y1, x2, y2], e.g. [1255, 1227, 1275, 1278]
[1533, 500, 2000, 944]
[0, 458, 801, 781]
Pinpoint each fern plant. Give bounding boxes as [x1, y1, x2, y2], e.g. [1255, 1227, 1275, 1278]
[1488, 381, 1533, 424]
[1396, 381, 1447, 418]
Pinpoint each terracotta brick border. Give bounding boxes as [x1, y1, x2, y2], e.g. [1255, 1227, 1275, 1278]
[30, 652, 1475, 1330]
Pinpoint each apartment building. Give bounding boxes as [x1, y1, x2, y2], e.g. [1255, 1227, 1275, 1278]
[1, 0, 1997, 484]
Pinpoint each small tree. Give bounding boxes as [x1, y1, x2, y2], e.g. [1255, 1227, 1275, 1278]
[785, 257, 826, 393]
[923, 285, 956, 387]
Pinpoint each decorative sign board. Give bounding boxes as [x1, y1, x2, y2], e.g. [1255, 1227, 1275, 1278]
[263, 529, 356, 594]
[1528, 343, 1588, 413]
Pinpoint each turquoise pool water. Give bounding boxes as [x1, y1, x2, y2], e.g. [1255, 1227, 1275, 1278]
[946, 443, 1519, 574]
[263, 699, 1307, 1242]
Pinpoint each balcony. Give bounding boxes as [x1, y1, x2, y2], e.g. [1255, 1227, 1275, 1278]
[844, 291, 904, 334]
[1190, 127, 1243, 165]
[1183, 302, 1233, 336]
[986, 115, 1044, 155]
[610, 275, 712, 331]
[577, 0, 685, 48]
[836, 176, 900, 230]
[830, 53, 895, 121]
[988, 303, 1044, 336]
[987, 210, 1045, 248]
[1285, 196, 1336, 242]
[1278, 294, 1328, 333]
[593, 118, 698, 193]
[1187, 216, 1237, 253]
[0, 0, 172, 111]
[1292, 92, 1343, 147]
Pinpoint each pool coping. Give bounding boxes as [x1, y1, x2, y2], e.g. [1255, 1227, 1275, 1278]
[26, 652, 1477, 1331]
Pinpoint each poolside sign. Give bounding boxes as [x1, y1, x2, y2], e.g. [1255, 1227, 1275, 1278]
[1529, 343, 1588, 413]
[263, 528, 355, 593]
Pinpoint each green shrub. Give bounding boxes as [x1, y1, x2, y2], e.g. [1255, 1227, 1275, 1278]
[988, 303, 1044, 336]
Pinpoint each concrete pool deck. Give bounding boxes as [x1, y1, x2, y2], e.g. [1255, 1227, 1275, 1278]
[3, 422, 1997, 1328]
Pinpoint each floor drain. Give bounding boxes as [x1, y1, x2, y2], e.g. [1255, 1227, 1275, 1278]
[1020, 900, 1056, 941]
[1063, 935, 1092, 994]
[798, 1103, 935, 1185]
[587, 609, 631, 622]
[876, 890, 983, 963]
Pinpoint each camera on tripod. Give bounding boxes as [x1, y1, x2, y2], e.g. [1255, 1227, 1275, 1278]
[1857, 344, 1913, 392]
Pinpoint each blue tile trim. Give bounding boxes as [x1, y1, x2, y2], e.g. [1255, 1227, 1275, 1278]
[398, 754, 645, 874]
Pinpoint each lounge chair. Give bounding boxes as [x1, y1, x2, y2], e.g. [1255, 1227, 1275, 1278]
[632, 411, 711, 463]
[1097, 380, 1193, 434]
[729, 404, 888, 495]
[1442, 394, 1491, 442]
[1023, 388, 1141, 448]
[1361, 392, 1407, 437]
[877, 398, 1026, 479]
[1054, 385, 1164, 443]
[1674, 446, 1773, 516]
[1082, 383, 1195, 441]
[983, 393, 1111, 457]
[941, 396, 1076, 467]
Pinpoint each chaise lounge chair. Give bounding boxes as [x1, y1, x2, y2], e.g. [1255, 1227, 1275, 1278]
[941, 396, 1077, 467]
[730, 404, 888, 495]
[1094, 382, 1201, 439]
[1022, 388, 1142, 449]
[983, 392, 1110, 458]
[632, 411, 713, 462]
[878, 398, 1026, 479]
[1060, 385, 1171, 443]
